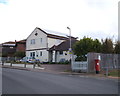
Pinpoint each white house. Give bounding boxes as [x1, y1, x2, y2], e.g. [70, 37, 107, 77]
[26, 27, 77, 62]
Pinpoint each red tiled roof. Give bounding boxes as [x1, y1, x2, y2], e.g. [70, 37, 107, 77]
[16, 39, 26, 43]
[1, 39, 26, 45]
[2, 41, 16, 44]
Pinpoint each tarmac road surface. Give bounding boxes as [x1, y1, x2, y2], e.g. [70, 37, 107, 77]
[2, 68, 119, 94]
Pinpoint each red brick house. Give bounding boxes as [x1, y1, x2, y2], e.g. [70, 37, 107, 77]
[16, 39, 26, 52]
[0, 39, 26, 57]
[1, 41, 16, 57]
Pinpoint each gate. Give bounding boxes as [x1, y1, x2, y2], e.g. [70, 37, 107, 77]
[72, 61, 88, 72]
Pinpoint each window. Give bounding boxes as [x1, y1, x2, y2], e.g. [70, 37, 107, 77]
[35, 32, 38, 36]
[30, 52, 35, 58]
[59, 51, 63, 55]
[40, 51, 42, 56]
[40, 38, 42, 43]
[65, 53, 67, 55]
[10, 47, 13, 49]
[30, 52, 32, 57]
[30, 39, 35, 44]
[36, 52, 38, 57]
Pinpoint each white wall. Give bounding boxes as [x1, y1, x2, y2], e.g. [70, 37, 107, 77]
[26, 51, 30, 57]
[26, 50, 49, 62]
[48, 38, 64, 48]
[36, 50, 49, 62]
[26, 28, 47, 50]
[26, 28, 69, 62]
[26, 28, 49, 62]
[56, 51, 70, 62]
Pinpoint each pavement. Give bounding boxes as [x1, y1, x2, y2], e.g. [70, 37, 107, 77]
[1, 63, 120, 80]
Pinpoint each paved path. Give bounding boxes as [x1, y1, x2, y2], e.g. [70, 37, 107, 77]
[41, 64, 71, 72]
[2, 68, 119, 94]
[1, 63, 71, 73]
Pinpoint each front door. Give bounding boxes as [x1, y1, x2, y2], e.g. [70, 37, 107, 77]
[30, 52, 35, 59]
[48, 51, 52, 62]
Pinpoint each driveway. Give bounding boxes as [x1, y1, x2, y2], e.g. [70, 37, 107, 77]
[41, 64, 71, 73]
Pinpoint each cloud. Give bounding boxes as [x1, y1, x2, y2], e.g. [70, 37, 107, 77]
[86, 0, 111, 9]
[0, 0, 8, 5]
[0, 0, 118, 43]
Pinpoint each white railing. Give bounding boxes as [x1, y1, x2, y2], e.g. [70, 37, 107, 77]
[72, 61, 88, 72]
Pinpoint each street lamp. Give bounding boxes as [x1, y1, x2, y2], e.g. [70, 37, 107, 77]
[67, 27, 72, 65]
[67, 27, 71, 52]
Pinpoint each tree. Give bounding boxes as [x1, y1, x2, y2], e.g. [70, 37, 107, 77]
[14, 51, 25, 58]
[102, 38, 114, 53]
[114, 41, 120, 54]
[93, 39, 102, 53]
[2, 52, 7, 57]
[73, 37, 102, 61]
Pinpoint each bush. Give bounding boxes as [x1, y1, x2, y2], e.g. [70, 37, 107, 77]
[58, 60, 70, 64]
[75, 56, 87, 61]
[14, 51, 25, 58]
[46, 60, 70, 64]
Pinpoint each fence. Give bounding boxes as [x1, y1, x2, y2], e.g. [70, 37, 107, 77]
[0, 57, 44, 70]
[71, 53, 119, 73]
[87, 53, 119, 73]
[1, 54, 119, 73]
[0, 57, 21, 62]
[2, 62, 36, 68]
[1, 62, 44, 70]
[72, 61, 88, 72]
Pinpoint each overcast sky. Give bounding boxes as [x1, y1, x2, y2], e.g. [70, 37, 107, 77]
[0, 0, 119, 43]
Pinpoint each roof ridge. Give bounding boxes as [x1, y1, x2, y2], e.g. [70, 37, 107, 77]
[37, 27, 68, 38]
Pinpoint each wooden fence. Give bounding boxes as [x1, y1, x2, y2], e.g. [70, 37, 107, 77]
[87, 53, 119, 72]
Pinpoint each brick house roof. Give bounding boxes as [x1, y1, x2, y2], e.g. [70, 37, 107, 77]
[2, 41, 16, 47]
[2, 41, 16, 44]
[16, 39, 26, 44]
[2, 39, 26, 46]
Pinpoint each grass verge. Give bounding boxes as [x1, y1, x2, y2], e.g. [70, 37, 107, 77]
[108, 69, 120, 77]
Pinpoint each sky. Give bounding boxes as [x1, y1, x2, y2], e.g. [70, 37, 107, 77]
[0, 0, 119, 43]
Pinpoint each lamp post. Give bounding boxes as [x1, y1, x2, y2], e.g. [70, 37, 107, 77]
[67, 27, 71, 52]
[67, 27, 72, 66]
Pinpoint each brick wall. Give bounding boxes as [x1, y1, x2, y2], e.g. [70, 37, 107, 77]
[16, 43, 26, 52]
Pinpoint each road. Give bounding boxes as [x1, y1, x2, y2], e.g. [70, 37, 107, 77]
[2, 68, 119, 94]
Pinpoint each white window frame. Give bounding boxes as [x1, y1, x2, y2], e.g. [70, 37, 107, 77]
[30, 39, 35, 44]
[40, 51, 42, 56]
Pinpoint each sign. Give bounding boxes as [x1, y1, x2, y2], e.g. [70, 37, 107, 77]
[69, 48, 72, 54]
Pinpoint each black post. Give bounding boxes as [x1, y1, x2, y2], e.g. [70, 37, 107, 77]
[33, 63, 36, 68]
[2, 61, 4, 66]
[24, 63, 26, 68]
[10, 61, 12, 67]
